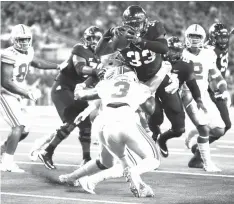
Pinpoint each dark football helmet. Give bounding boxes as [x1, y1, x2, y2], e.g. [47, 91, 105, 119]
[83, 26, 103, 50]
[208, 23, 229, 50]
[164, 36, 184, 63]
[122, 5, 148, 36]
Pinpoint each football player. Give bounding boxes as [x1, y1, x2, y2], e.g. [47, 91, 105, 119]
[154, 36, 207, 157]
[59, 63, 172, 197]
[35, 26, 105, 169]
[185, 23, 232, 148]
[181, 24, 229, 172]
[0, 24, 59, 173]
[96, 5, 185, 155]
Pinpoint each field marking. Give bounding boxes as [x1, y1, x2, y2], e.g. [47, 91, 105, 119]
[14, 161, 234, 178]
[16, 142, 217, 152]
[217, 145, 234, 149]
[14, 151, 232, 158]
[0, 192, 140, 204]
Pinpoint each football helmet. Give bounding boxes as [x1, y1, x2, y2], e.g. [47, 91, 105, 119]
[104, 65, 137, 82]
[83, 26, 103, 50]
[122, 5, 148, 36]
[208, 23, 229, 50]
[185, 24, 206, 48]
[11, 24, 32, 52]
[164, 36, 184, 63]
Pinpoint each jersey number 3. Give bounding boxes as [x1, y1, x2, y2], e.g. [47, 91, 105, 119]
[111, 81, 130, 98]
[127, 50, 156, 67]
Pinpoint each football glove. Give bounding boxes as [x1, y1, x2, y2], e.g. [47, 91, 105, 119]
[196, 98, 207, 113]
[27, 89, 41, 102]
[165, 73, 179, 94]
[74, 83, 86, 100]
[215, 91, 231, 107]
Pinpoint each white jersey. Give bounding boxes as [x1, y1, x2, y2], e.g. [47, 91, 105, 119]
[1, 46, 34, 91]
[96, 75, 151, 112]
[182, 48, 217, 96]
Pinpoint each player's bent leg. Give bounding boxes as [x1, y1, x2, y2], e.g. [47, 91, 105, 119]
[38, 122, 76, 169]
[1, 125, 25, 173]
[59, 145, 112, 186]
[78, 118, 92, 165]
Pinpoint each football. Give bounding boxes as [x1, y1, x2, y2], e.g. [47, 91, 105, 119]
[111, 26, 135, 50]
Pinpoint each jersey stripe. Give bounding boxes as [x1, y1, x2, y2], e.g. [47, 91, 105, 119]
[136, 124, 159, 160]
[0, 95, 20, 126]
[126, 148, 138, 166]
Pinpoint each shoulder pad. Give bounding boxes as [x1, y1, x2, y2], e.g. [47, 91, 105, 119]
[1, 47, 17, 64]
[72, 43, 88, 56]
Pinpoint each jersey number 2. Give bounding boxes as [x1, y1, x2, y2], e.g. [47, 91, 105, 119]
[111, 81, 130, 98]
[193, 62, 203, 80]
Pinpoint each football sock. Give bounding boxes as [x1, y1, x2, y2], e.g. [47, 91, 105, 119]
[197, 135, 212, 166]
[67, 159, 101, 181]
[89, 163, 124, 187]
[133, 158, 160, 175]
[159, 129, 175, 143]
[80, 141, 91, 160]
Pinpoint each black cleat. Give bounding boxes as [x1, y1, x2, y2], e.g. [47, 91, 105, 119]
[157, 135, 169, 158]
[188, 149, 203, 169]
[38, 151, 56, 170]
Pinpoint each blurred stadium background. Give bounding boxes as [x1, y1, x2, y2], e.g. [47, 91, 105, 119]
[1, 1, 234, 106]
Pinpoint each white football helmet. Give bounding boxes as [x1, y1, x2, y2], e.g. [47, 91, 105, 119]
[104, 65, 138, 82]
[11, 24, 32, 52]
[185, 24, 206, 48]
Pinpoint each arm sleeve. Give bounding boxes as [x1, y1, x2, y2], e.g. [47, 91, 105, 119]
[186, 79, 201, 101]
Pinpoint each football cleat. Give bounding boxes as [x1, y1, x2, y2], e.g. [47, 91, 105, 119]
[38, 151, 55, 170]
[0, 162, 25, 173]
[59, 174, 78, 186]
[188, 149, 204, 169]
[203, 161, 222, 172]
[157, 135, 169, 158]
[185, 130, 199, 149]
[138, 183, 155, 198]
[79, 176, 96, 194]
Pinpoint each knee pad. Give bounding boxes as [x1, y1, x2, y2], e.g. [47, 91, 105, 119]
[96, 159, 108, 170]
[56, 123, 76, 141]
[171, 127, 185, 137]
[197, 125, 210, 136]
[79, 127, 91, 143]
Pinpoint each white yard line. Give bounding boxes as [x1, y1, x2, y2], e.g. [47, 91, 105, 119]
[216, 145, 234, 149]
[10, 161, 234, 179]
[0, 192, 140, 204]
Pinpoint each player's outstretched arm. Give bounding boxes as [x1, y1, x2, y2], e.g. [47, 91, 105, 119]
[31, 57, 59, 70]
[145, 61, 172, 93]
[1, 62, 30, 99]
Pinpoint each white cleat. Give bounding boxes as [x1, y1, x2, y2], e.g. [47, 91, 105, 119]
[78, 176, 96, 194]
[185, 130, 198, 149]
[0, 162, 25, 173]
[204, 162, 222, 172]
[139, 183, 155, 198]
[123, 167, 142, 198]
